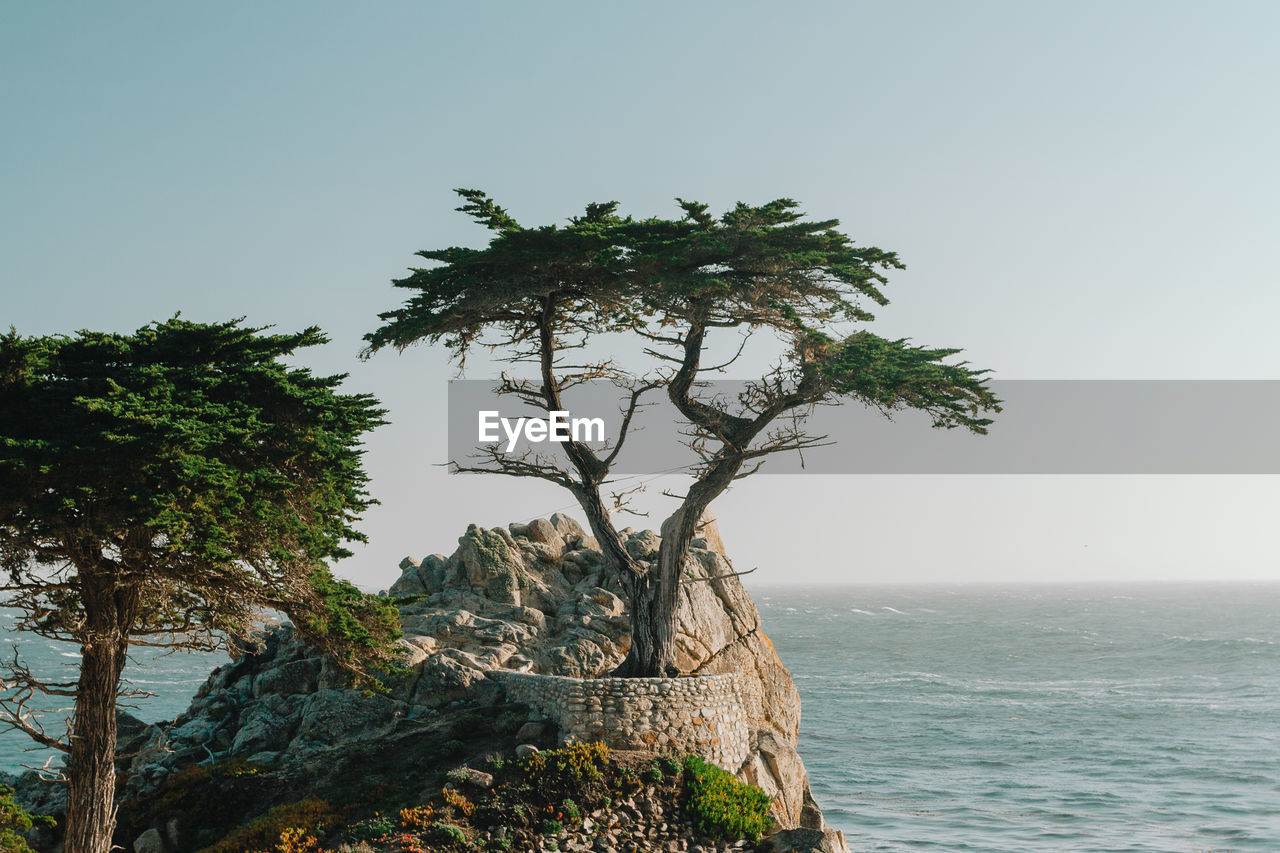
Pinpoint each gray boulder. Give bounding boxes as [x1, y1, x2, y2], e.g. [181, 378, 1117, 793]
[133, 827, 165, 853]
[758, 827, 851, 853]
[292, 689, 400, 745]
[525, 517, 565, 557]
[253, 658, 320, 696]
[455, 524, 524, 605]
[548, 512, 587, 541]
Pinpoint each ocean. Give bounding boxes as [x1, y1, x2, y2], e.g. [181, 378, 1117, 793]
[3, 584, 1277, 852]
[0, 609, 227, 777]
[756, 584, 1280, 852]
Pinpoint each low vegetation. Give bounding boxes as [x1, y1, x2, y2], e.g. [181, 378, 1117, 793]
[681, 755, 774, 841]
[177, 742, 774, 853]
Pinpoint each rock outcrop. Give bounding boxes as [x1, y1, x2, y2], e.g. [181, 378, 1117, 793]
[11, 514, 841, 852]
[381, 511, 822, 830]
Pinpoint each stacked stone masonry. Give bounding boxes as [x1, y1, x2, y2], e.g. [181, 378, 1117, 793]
[492, 671, 750, 772]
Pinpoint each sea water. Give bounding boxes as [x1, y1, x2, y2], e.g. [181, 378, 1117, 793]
[0, 609, 227, 776]
[2, 585, 1277, 852]
[756, 584, 1280, 852]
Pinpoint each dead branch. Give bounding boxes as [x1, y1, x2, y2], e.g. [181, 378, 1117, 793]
[609, 483, 649, 518]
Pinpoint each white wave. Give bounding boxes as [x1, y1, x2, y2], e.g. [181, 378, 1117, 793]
[850, 608, 876, 616]
[126, 679, 195, 685]
[881, 606, 906, 614]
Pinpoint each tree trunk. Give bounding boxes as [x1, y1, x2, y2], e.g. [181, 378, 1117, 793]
[64, 632, 127, 853]
[617, 460, 743, 677]
[64, 571, 136, 853]
[564, 447, 741, 677]
[612, 567, 679, 677]
[610, 504, 713, 677]
[566, 487, 666, 677]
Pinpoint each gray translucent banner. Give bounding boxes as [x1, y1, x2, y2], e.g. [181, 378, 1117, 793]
[447, 380, 1280, 474]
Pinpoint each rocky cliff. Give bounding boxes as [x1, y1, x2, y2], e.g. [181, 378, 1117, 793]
[381, 512, 825, 831]
[10, 514, 846, 853]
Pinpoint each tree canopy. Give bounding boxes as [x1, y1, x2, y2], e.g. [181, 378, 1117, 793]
[0, 317, 400, 853]
[367, 190, 999, 676]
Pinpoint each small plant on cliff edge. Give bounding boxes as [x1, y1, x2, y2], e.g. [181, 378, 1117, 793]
[442, 788, 476, 817]
[517, 741, 610, 785]
[348, 813, 395, 843]
[251, 827, 321, 853]
[446, 767, 474, 786]
[559, 798, 581, 824]
[431, 823, 467, 845]
[616, 767, 640, 790]
[682, 755, 773, 841]
[399, 806, 436, 830]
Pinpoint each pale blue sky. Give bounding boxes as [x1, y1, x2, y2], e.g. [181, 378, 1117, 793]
[3, 2, 1277, 586]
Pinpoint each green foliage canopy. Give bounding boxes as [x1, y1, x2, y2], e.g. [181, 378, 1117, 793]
[365, 190, 1000, 676]
[0, 317, 399, 680]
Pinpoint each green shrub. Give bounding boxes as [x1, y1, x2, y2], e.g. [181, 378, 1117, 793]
[658, 755, 681, 776]
[432, 822, 467, 844]
[347, 814, 395, 843]
[540, 818, 562, 835]
[441, 739, 466, 758]
[517, 741, 609, 785]
[487, 837, 512, 851]
[644, 764, 663, 783]
[559, 798, 581, 823]
[0, 786, 55, 853]
[682, 755, 773, 841]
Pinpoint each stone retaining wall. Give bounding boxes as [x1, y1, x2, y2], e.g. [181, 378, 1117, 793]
[491, 671, 750, 771]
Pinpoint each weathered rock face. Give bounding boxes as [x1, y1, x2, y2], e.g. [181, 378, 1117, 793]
[386, 511, 820, 830]
[759, 826, 853, 853]
[63, 512, 828, 847]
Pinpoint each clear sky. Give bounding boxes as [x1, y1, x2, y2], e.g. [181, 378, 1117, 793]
[3, 2, 1277, 587]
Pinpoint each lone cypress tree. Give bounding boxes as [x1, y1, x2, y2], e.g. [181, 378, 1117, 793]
[0, 318, 401, 853]
[366, 191, 998, 676]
